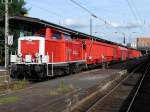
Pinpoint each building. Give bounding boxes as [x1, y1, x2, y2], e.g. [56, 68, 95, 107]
[137, 37, 150, 54]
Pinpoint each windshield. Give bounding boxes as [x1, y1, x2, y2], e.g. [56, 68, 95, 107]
[20, 31, 33, 37]
[19, 29, 46, 37]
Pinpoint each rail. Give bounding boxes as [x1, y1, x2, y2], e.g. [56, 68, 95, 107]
[30, 88, 82, 112]
[126, 62, 150, 112]
[85, 62, 144, 112]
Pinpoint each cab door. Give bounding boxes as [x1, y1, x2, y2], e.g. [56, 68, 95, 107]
[64, 34, 71, 62]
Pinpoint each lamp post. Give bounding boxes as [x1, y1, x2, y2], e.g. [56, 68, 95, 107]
[90, 18, 92, 36]
[121, 32, 140, 46]
[130, 32, 140, 48]
[89, 14, 98, 36]
[115, 32, 126, 45]
[122, 33, 126, 45]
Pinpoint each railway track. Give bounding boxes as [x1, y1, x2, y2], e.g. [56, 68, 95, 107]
[125, 61, 150, 112]
[0, 57, 148, 112]
[83, 61, 148, 112]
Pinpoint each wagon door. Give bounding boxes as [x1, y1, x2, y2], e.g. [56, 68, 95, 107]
[64, 34, 72, 62]
[64, 34, 81, 62]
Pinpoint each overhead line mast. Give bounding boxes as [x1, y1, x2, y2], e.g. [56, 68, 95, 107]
[2, 0, 11, 68]
[5, 0, 9, 68]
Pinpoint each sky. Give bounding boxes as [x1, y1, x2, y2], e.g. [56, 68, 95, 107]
[25, 0, 150, 44]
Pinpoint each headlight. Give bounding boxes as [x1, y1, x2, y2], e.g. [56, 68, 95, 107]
[35, 53, 39, 58]
[17, 53, 22, 58]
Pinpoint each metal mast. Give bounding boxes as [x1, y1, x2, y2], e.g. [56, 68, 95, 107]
[4, 0, 9, 68]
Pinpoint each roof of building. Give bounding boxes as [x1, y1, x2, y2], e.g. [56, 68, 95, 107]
[0, 16, 138, 50]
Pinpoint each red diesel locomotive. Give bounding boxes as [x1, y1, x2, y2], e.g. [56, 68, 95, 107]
[10, 27, 141, 79]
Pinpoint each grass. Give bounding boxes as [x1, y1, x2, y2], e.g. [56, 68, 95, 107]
[49, 90, 59, 96]
[0, 96, 19, 105]
[49, 80, 74, 96]
[11, 80, 29, 91]
[58, 80, 72, 92]
[0, 79, 29, 92]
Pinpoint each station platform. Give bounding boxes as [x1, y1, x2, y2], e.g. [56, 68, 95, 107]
[0, 66, 9, 83]
[0, 68, 125, 112]
[0, 66, 8, 76]
[0, 67, 10, 94]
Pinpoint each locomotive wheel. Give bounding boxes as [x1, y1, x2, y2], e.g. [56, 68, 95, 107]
[37, 70, 47, 79]
[72, 64, 80, 74]
[102, 62, 106, 69]
[16, 72, 24, 79]
[88, 64, 95, 70]
[75, 66, 80, 73]
[64, 67, 70, 75]
[56, 69, 64, 76]
[10, 71, 16, 78]
[106, 62, 109, 68]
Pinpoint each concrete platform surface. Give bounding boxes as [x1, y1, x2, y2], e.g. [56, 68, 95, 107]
[0, 66, 9, 76]
[0, 69, 122, 112]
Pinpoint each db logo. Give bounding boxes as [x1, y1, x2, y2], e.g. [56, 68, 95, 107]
[73, 51, 79, 55]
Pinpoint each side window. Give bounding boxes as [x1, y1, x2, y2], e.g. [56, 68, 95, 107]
[64, 34, 72, 41]
[52, 32, 61, 40]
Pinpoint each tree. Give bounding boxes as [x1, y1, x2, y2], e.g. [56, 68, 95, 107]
[0, 0, 28, 64]
[0, 0, 28, 39]
[0, 0, 28, 16]
[0, 0, 28, 38]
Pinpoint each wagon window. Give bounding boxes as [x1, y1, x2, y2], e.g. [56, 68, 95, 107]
[52, 32, 61, 40]
[64, 34, 72, 41]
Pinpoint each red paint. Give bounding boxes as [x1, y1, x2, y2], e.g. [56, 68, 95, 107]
[19, 27, 141, 64]
[21, 40, 39, 58]
[45, 28, 52, 40]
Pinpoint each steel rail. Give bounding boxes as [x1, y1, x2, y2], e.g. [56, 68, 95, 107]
[86, 62, 144, 112]
[126, 62, 150, 112]
[30, 88, 82, 112]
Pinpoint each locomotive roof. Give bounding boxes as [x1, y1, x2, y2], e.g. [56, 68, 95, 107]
[0, 16, 137, 50]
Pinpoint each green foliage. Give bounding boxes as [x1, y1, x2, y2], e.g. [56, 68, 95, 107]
[58, 80, 71, 92]
[0, 0, 28, 39]
[0, 0, 28, 64]
[0, 96, 19, 105]
[12, 80, 29, 91]
[0, 0, 28, 16]
[48, 80, 74, 96]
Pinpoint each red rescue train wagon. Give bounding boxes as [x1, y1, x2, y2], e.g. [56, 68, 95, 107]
[10, 27, 141, 79]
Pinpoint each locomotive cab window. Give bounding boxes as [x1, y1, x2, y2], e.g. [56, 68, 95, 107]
[34, 29, 46, 37]
[64, 34, 72, 41]
[35, 32, 45, 37]
[52, 32, 61, 40]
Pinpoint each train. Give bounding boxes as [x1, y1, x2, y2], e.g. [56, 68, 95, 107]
[10, 27, 141, 79]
